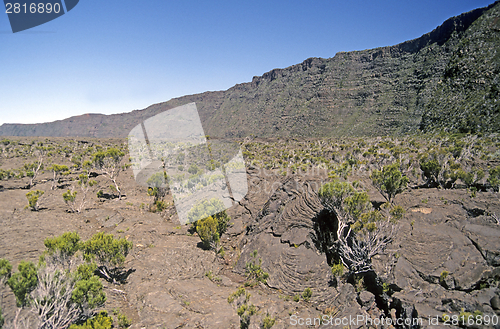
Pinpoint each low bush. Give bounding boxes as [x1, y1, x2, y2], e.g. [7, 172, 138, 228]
[244, 250, 269, 287]
[25, 190, 44, 211]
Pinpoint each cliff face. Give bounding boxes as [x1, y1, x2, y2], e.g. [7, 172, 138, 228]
[1, 1, 498, 138]
[419, 2, 500, 133]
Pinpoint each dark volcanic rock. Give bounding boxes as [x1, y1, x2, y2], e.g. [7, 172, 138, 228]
[235, 179, 332, 298]
[491, 295, 500, 310]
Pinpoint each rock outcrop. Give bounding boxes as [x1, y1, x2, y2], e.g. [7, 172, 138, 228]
[232, 171, 500, 327]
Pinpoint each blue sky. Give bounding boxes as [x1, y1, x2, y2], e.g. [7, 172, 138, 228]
[0, 0, 495, 125]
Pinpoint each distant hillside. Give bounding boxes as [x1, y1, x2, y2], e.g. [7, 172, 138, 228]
[1, 1, 499, 138]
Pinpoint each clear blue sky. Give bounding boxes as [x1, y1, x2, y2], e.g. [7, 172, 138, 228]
[0, 0, 495, 125]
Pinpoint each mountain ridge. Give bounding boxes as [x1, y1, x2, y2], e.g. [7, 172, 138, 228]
[1, 1, 499, 138]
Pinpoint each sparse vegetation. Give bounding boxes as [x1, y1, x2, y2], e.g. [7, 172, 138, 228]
[48, 164, 70, 190]
[302, 288, 312, 302]
[319, 179, 397, 274]
[75, 167, 97, 212]
[26, 190, 44, 211]
[113, 308, 132, 328]
[244, 250, 269, 287]
[63, 188, 78, 212]
[23, 145, 47, 188]
[331, 262, 345, 277]
[488, 166, 500, 192]
[371, 163, 409, 203]
[68, 310, 113, 329]
[0, 129, 498, 328]
[92, 148, 126, 199]
[146, 171, 168, 212]
[228, 286, 257, 329]
[189, 198, 231, 251]
[440, 270, 449, 283]
[81, 232, 133, 284]
[0, 231, 112, 329]
[196, 216, 220, 250]
[261, 313, 276, 329]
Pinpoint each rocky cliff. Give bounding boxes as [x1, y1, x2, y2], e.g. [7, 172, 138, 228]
[1, 1, 498, 138]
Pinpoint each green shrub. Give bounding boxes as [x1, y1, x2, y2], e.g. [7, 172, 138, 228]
[227, 286, 248, 304]
[442, 160, 461, 187]
[458, 170, 473, 186]
[152, 200, 168, 213]
[71, 275, 106, 310]
[488, 166, 500, 191]
[0, 259, 12, 282]
[25, 190, 44, 211]
[196, 216, 219, 250]
[68, 310, 113, 329]
[43, 231, 81, 264]
[318, 180, 355, 203]
[319, 179, 371, 220]
[9, 232, 108, 326]
[24, 160, 44, 187]
[389, 204, 406, 222]
[81, 232, 133, 283]
[6, 261, 38, 307]
[0, 169, 13, 181]
[457, 168, 484, 189]
[237, 303, 256, 329]
[459, 309, 483, 324]
[420, 156, 441, 186]
[188, 163, 200, 174]
[331, 262, 345, 277]
[113, 308, 132, 328]
[261, 313, 276, 329]
[440, 270, 449, 283]
[187, 198, 230, 233]
[0, 306, 3, 328]
[63, 189, 78, 212]
[188, 198, 231, 248]
[146, 172, 168, 209]
[245, 250, 269, 286]
[364, 222, 377, 232]
[371, 163, 409, 202]
[228, 287, 256, 329]
[48, 164, 70, 189]
[343, 190, 370, 220]
[352, 210, 384, 234]
[82, 232, 132, 267]
[302, 288, 312, 302]
[318, 180, 355, 207]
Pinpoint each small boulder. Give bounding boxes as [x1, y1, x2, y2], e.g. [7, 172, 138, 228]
[358, 290, 375, 307]
[491, 296, 500, 310]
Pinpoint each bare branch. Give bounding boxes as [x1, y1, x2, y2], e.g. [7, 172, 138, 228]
[29, 262, 80, 329]
[321, 187, 397, 274]
[492, 213, 499, 225]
